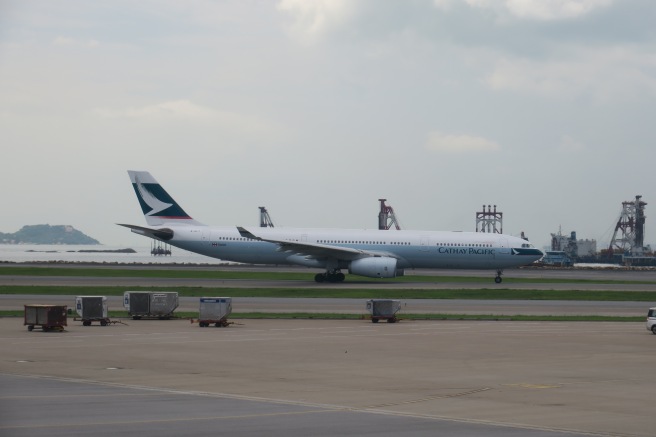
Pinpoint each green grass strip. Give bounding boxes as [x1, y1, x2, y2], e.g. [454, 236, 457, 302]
[1, 265, 655, 285]
[2, 285, 656, 301]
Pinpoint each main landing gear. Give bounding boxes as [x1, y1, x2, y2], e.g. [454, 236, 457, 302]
[494, 270, 503, 284]
[315, 270, 345, 283]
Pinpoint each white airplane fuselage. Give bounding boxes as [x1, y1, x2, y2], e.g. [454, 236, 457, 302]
[150, 224, 535, 270]
[121, 170, 544, 283]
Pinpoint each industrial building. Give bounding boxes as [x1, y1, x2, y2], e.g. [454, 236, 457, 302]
[546, 195, 654, 266]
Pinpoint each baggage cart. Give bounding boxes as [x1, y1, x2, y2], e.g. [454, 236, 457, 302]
[24, 304, 67, 331]
[366, 299, 401, 323]
[75, 296, 109, 326]
[197, 297, 232, 327]
[123, 291, 179, 319]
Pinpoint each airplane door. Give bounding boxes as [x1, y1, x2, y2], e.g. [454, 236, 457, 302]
[201, 229, 210, 245]
[420, 236, 430, 252]
[498, 238, 511, 255]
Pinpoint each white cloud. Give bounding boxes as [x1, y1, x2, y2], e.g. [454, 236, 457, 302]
[277, 0, 355, 44]
[504, 0, 614, 21]
[94, 100, 219, 120]
[485, 46, 656, 100]
[92, 100, 289, 141]
[52, 36, 100, 48]
[425, 131, 501, 153]
[433, 0, 614, 20]
[558, 135, 586, 152]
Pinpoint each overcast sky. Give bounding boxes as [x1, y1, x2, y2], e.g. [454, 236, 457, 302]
[1, 0, 655, 250]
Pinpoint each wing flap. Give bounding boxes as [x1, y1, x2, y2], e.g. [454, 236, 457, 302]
[237, 226, 380, 261]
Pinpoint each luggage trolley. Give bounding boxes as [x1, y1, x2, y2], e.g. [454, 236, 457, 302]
[75, 296, 109, 326]
[24, 305, 68, 331]
[123, 291, 179, 320]
[366, 299, 401, 323]
[197, 297, 232, 327]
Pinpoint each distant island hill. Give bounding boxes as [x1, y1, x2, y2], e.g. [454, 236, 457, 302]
[0, 224, 100, 245]
[0, 224, 137, 253]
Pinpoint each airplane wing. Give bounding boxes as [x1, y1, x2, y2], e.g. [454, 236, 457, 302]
[117, 224, 174, 241]
[237, 226, 389, 260]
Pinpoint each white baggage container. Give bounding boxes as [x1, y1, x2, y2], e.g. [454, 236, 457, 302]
[366, 299, 401, 323]
[198, 297, 232, 327]
[75, 296, 109, 326]
[123, 291, 179, 319]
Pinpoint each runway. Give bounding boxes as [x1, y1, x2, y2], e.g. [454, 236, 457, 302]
[1, 266, 655, 317]
[1, 266, 656, 291]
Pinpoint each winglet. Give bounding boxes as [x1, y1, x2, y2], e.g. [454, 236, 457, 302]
[237, 226, 261, 240]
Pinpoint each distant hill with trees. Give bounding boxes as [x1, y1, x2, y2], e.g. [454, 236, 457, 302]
[0, 225, 100, 244]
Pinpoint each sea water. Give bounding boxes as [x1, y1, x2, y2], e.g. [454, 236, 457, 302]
[0, 244, 224, 265]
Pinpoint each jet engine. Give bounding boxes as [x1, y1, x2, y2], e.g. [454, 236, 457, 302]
[349, 257, 398, 278]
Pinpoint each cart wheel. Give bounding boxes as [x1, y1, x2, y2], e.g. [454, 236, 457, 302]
[28, 325, 34, 331]
[215, 322, 221, 328]
[100, 320, 108, 326]
[372, 318, 379, 323]
[387, 318, 396, 323]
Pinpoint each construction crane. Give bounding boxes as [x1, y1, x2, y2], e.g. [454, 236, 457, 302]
[608, 195, 646, 255]
[259, 207, 275, 228]
[378, 199, 401, 230]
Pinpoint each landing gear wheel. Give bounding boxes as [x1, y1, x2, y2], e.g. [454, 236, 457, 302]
[494, 276, 502, 284]
[316, 271, 345, 283]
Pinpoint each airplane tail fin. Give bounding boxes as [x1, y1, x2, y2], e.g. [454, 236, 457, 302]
[127, 170, 203, 226]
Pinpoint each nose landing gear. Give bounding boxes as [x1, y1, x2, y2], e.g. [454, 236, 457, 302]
[494, 270, 503, 283]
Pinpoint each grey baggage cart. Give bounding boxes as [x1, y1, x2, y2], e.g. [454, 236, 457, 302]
[197, 297, 232, 327]
[366, 299, 401, 323]
[75, 296, 109, 326]
[123, 291, 179, 319]
[24, 304, 68, 331]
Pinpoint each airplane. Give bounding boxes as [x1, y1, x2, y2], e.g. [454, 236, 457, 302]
[119, 171, 544, 283]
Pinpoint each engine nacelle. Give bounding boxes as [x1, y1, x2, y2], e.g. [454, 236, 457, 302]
[349, 257, 398, 279]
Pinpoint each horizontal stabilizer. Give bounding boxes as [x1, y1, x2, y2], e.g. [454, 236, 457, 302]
[117, 224, 174, 241]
